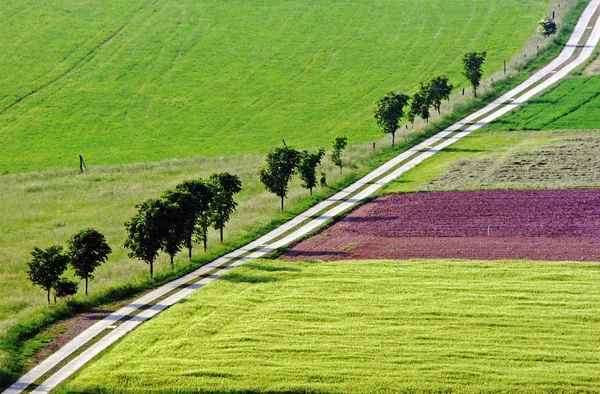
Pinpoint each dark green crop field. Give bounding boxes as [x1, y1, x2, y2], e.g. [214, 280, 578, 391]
[486, 75, 600, 131]
[0, 0, 550, 173]
[63, 259, 600, 393]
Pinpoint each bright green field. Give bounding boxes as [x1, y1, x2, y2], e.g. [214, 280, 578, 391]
[485, 75, 600, 131]
[63, 259, 600, 393]
[0, 0, 552, 173]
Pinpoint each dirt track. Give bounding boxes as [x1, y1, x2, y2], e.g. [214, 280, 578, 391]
[282, 190, 600, 262]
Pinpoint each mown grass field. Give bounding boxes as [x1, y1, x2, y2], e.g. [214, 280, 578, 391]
[384, 129, 600, 193]
[62, 259, 600, 393]
[0, 0, 553, 173]
[486, 75, 600, 131]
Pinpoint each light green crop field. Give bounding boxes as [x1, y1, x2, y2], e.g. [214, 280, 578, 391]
[485, 75, 600, 131]
[0, 0, 552, 173]
[63, 259, 600, 393]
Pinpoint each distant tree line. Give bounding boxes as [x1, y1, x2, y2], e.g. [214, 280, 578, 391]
[259, 136, 347, 211]
[374, 51, 487, 145]
[124, 172, 241, 277]
[26, 172, 243, 303]
[26, 229, 112, 304]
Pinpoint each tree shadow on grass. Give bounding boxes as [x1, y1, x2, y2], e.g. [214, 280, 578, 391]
[441, 148, 488, 153]
[245, 263, 301, 272]
[220, 273, 279, 284]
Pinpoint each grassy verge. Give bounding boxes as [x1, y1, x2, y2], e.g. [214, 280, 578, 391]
[61, 259, 600, 393]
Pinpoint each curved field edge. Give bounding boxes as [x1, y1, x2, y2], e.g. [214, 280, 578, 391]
[0, 0, 557, 173]
[61, 259, 600, 394]
[0, 0, 591, 389]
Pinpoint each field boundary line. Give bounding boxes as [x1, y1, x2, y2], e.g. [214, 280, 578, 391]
[4, 1, 600, 392]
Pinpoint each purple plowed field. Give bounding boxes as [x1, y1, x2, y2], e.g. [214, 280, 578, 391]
[282, 189, 600, 262]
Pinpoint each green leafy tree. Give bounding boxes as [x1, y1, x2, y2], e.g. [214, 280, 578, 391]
[259, 146, 301, 211]
[408, 90, 430, 124]
[417, 82, 433, 122]
[68, 228, 111, 296]
[537, 15, 557, 37]
[330, 136, 348, 175]
[462, 51, 487, 97]
[175, 179, 214, 255]
[209, 173, 242, 244]
[428, 74, 454, 114]
[374, 91, 410, 146]
[161, 190, 196, 268]
[298, 148, 325, 196]
[53, 278, 79, 304]
[124, 198, 165, 278]
[26, 245, 70, 305]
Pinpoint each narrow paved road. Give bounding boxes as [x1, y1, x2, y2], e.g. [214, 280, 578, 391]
[4, 1, 600, 392]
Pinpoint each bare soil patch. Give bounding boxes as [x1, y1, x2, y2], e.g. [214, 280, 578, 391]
[282, 189, 600, 261]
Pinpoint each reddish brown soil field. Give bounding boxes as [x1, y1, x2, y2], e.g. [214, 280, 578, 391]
[282, 189, 600, 262]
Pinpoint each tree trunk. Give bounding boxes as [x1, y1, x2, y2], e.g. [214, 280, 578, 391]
[474, 86, 477, 98]
[85, 277, 88, 297]
[309, 187, 312, 197]
[281, 196, 284, 212]
[392, 132, 395, 147]
[187, 239, 192, 262]
[339, 166, 342, 175]
[203, 237, 207, 252]
[220, 227, 223, 244]
[150, 261, 154, 278]
[47, 289, 51, 305]
[170, 254, 174, 269]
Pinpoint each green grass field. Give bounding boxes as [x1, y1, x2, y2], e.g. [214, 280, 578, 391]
[0, 0, 553, 173]
[63, 259, 600, 393]
[485, 75, 600, 131]
[383, 75, 600, 194]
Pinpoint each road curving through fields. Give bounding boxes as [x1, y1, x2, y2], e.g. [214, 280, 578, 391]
[4, 0, 600, 392]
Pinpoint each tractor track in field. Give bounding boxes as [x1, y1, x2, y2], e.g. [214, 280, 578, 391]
[4, 0, 600, 392]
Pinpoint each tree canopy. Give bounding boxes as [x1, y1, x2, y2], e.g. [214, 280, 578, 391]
[537, 15, 557, 37]
[26, 245, 70, 304]
[68, 228, 112, 296]
[374, 92, 410, 146]
[462, 51, 487, 97]
[428, 74, 454, 114]
[175, 179, 214, 255]
[259, 146, 301, 211]
[209, 173, 242, 244]
[161, 190, 196, 268]
[298, 148, 325, 196]
[331, 136, 348, 175]
[124, 198, 166, 277]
